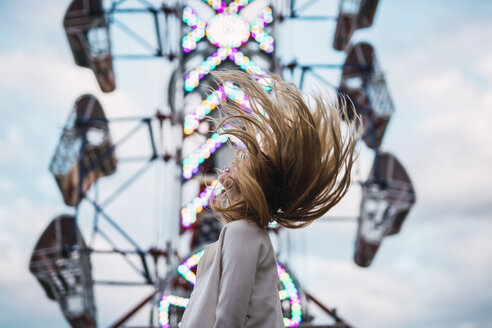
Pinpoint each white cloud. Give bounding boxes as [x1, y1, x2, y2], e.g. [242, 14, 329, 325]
[287, 215, 492, 328]
[306, 260, 416, 326]
[0, 177, 15, 193]
[382, 22, 492, 217]
[0, 49, 144, 117]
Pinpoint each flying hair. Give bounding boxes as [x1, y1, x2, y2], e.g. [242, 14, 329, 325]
[210, 70, 362, 229]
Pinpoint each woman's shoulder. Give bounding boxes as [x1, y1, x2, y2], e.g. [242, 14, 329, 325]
[218, 219, 272, 263]
[218, 219, 270, 247]
[223, 219, 267, 237]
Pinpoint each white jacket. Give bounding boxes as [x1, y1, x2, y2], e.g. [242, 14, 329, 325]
[180, 219, 284, 328]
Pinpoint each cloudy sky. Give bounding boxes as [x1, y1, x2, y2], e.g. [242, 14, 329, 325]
[0, 0, 491, 327]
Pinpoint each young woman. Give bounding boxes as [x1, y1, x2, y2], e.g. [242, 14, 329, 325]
[180, 70, 361, 328]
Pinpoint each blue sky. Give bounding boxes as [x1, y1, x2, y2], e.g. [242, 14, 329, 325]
[1, 0, 491, 327]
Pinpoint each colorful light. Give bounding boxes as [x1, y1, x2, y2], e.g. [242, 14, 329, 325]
[181, 180, 219, 228]
[184, 47, 269, 92]
[159, 294, 190, 327]
[184, 86, 225, 135]
[182, 1, 274, 92]
[278, 264, 302, 327]
[181, 83, 253, 183]
[184, 48, 230, 92]
[177, 249, 205, 285]
[182, 132, 229, 180]
[229, 0, 251, 13]
[202, 0, 253, 13]
[250, 7, 275, 53]
[182, 132, 244, 180]
[183, 83, 250, 135]
[206, 13, 250, 48]
[229, 48, 269, 77]
[202, 0, 227, 13]
[182, 7, 206, 53]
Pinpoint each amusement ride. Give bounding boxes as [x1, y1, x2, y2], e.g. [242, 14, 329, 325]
[29, 0, 416, 327]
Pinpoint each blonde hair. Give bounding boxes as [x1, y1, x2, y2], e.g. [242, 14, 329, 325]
[210, 70, 361, 229]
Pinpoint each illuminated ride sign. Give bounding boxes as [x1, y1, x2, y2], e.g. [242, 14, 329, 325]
[182, 0, 274, 92]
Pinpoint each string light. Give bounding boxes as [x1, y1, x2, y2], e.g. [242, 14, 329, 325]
[182, 132, 230, 179]
[184, 47, 269, 92]
[159, 294, 190, 327]
[183, 83, 250, 135]
[184, 48, 229, 92]
[250, 7, 275, 53]
[228, 0, 252, 14]
[184, 86, 224, 135]
[177, 249, 205, 285]
[182, 7, 206, 53]
[182, 132, 244, 180]
[181, 181, 219, 228]
[203, 0, 227, 13]
[202, 0, 253, 13]
[278, 264, 302, 327]
[229, 48, 268, 76]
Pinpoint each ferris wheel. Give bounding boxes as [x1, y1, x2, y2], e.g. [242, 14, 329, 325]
[29, 0, 416, 327]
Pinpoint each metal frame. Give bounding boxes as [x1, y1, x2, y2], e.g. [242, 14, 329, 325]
[72, 113, 177, 290]
[107, 0, 178, 59]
